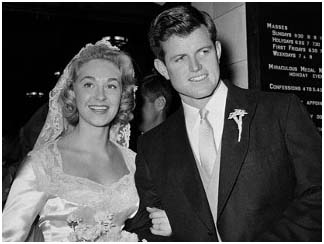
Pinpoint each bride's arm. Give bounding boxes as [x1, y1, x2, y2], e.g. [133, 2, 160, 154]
[2, 156, 48, 241]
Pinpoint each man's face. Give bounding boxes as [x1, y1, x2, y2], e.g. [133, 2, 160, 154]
[155, 25, 221, 109]
[139, 95, 159, 133]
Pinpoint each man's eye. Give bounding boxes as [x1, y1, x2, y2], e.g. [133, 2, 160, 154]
[201, 49, 210, 55]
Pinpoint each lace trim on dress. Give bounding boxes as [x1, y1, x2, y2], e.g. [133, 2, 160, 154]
[28, 141, 138, 213]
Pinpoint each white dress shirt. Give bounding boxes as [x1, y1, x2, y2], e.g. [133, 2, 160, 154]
[182, 80, 228, 166]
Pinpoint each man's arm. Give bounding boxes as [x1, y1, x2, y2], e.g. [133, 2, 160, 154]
[256, 95, 322, 241]
[124, 136, 173, 241]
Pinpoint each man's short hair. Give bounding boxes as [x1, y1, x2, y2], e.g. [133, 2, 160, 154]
[148, 5, 217, 61]
[141, 74, 177, 116]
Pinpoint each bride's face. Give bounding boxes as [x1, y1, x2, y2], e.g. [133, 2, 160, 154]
[73, 59, 122, 128]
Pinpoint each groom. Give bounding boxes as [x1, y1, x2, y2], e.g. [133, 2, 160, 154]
[125, 5, 322, 241]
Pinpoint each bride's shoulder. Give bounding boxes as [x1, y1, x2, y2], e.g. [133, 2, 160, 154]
[28, 140, 58, 158]
[116, 144, 136, 171]
[26, 140, 61, 173]
[18, 140, 60, 188]
[124, 147, 136, 159]
[120, 146, 136, 160]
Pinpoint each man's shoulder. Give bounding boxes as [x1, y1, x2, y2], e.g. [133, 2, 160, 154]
[230, 82, 294, 100]
[254, 90, 299, 109]
[231, 83, 298, 106]
[227, 83, 302, 119]
[140, 109, 182, 143]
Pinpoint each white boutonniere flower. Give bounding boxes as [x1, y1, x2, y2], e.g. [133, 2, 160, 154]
[228, 109, 248, 142]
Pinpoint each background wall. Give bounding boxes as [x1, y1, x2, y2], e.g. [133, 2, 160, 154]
[192, 2, 248, 89]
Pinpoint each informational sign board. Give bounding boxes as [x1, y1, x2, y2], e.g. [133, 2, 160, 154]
[246, 3, 322, 131]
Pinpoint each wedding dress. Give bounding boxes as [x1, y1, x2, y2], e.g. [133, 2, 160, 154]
[2, 139, 139, 241]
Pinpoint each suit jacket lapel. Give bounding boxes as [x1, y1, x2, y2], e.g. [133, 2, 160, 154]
[165, 107, 216, 233]
[218, 82, 257, 218]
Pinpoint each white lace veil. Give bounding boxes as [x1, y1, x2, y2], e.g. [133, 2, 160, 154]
[34, 37, 136, 150]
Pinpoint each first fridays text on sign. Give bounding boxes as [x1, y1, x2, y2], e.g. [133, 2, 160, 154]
[262, 22, 322, 131]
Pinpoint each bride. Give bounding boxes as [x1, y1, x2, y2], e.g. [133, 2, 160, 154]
[2, 38, 171, 241]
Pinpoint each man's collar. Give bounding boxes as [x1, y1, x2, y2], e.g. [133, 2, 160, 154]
[182, 79, 227, 128]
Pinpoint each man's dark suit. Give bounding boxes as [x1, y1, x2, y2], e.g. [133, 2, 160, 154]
[124, 81, 322, 241]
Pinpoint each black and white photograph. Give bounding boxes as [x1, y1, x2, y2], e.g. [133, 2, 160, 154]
[2, 2, 322, 241]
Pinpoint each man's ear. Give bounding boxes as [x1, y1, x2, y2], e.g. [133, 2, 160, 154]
[215, 41, 222, 61]
[154, 96, 167, 111]
[154, 59, 170, 80]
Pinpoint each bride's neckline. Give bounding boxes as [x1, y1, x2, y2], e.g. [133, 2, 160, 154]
[52, 139, 132, 189]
